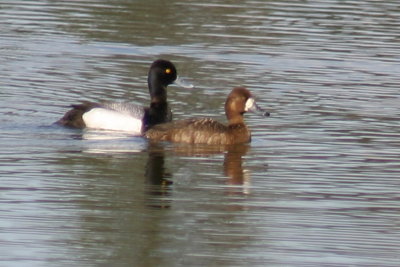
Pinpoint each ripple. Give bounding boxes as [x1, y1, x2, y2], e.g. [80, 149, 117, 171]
[1, 0, 400, 266]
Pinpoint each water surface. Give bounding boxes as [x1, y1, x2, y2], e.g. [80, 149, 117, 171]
[1, 0, 400, 266]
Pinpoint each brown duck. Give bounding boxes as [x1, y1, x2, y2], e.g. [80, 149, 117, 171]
[145, 87, 269, 145]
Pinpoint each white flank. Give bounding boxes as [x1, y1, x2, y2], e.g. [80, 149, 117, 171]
[82, 108, 143, 134]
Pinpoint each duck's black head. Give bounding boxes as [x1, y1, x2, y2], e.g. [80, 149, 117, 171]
[147, 59, 178, 101]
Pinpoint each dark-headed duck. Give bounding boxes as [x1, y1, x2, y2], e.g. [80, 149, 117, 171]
[56, 59, 192, 135]
[145, 87, 269, 145]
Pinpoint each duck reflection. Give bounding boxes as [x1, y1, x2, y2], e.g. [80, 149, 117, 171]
[223, 144, 249, 186]
[145, 145, 171, 186]
[144, 141, 251, 203]
[66, 131, 251, 208]
[144, 143, 172, 209]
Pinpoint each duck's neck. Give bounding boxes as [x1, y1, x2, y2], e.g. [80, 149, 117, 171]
[227, 114, 245, 126]
[146, 101, 171, 128]
[148, 75, 167, 103]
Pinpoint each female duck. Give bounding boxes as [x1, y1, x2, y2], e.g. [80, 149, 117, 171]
[56, 59, 191, 135]
[145, 87, 269, 145]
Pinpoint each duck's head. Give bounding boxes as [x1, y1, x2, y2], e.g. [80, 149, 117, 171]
[148, 59, 177, 88]
[225, 87, 270, 124]
[147, 59, 193, 102]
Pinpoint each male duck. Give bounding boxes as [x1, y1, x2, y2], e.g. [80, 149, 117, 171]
[56, 59, 191, 135]
[145, 87, 269, 145]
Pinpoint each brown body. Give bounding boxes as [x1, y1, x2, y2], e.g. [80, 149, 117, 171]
[145, 118, 251, 145]
[145, 87, 269, 145]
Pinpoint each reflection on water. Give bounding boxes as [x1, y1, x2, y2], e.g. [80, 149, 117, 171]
[139, 141, 251, 208]
[1, 0, 400, 266]
[223, 144, 250, 187]
[145, 143, 173, 209]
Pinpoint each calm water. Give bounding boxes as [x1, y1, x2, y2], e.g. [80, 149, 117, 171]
[1, 0, 400, 266]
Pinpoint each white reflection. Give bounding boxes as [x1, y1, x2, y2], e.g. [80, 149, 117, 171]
[82, 130, 146, 154]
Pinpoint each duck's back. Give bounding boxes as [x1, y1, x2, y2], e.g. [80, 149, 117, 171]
[145, 118, 250, 145]
[57, 101, 146, 131]
[101, 102, 146, 118]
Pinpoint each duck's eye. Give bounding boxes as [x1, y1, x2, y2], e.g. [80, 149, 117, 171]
[165, 68, 172, 74]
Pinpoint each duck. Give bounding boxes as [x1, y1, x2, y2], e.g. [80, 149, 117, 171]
[144, 87, 269, 145]
[56, 59, 192, 135]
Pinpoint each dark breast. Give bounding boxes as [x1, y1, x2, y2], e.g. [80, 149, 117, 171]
[144, 102, 172, 131]
[145, 118, 250, 145]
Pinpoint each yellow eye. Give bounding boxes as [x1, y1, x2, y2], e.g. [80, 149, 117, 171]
[165, 68, 172, 74]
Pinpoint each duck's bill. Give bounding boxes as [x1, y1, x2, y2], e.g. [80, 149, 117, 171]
[245, 98, 270, 117]
[174, 76, 194, 89]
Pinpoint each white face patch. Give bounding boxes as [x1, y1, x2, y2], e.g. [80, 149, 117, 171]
[83, 108, 143, 135]
[244, 98, 255, 112]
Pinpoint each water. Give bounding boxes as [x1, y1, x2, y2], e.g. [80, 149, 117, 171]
[1, 0, 400, 266]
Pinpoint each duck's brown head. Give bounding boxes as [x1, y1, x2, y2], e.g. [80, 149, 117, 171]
[225, 87, 269, 125]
